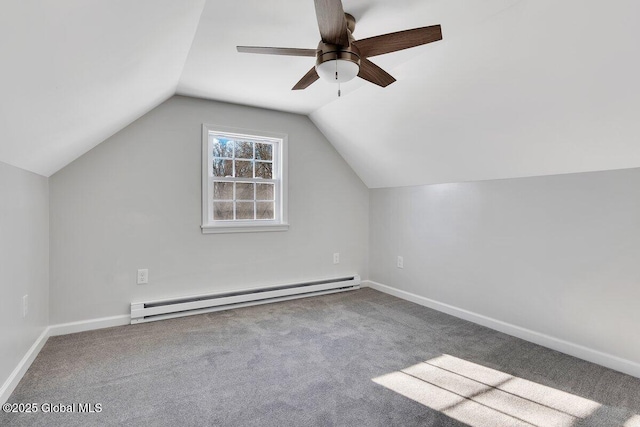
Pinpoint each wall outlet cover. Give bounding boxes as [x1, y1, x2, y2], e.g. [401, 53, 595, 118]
[137, 269, 149, 284]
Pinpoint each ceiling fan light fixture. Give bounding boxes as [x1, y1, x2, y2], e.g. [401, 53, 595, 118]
[316, 58, 359, 83]
[315, 49, 360, 83]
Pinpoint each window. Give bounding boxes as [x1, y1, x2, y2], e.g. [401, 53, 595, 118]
[202, 125, 288, 233]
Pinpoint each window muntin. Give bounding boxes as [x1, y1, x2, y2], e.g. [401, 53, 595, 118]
[202, 125, 287, 233]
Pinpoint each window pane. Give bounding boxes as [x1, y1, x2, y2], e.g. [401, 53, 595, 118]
[213, 202, 233, 220]
[212, 138, 233, 158]
[256, 183, 274, 200]
[235, 160, 253, 178]
[235, 141, 253, 159]
[205, 128, 285, 227]
[256, 202, 274, 220]
[213, 182, 233, 200]
[213, 159, 233, 177]
[255, 162, 272, 179]
[235, 182, 254, 200]
[255, 143, 272, 161]
[236, 202, 254, 220]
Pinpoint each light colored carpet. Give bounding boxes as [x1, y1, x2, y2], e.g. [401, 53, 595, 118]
[2, 288, 640, 426]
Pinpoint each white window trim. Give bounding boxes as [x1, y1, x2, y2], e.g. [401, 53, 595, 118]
[201, 124, 289, 234]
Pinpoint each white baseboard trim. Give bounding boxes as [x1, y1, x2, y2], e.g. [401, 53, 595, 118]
[0, 328, 50, 405]
[48, 315, 130, 336]
[363, 280, 640, 379]
[1, 314, 130, 405]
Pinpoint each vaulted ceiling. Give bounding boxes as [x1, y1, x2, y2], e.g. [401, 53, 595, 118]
[2, 0, 639, 187]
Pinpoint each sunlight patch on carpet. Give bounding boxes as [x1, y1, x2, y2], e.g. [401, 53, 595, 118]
[624, 414, 640, 427]
[373, 354, 637, 427]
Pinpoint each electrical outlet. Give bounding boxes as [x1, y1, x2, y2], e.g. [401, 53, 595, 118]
[137, 269, 149, 284]
[333, 253, 340, 264]
[397, 256, 404, 269]
[23, 295, 28, 318]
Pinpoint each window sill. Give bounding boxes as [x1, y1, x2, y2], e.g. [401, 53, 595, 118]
[201, 223, 289, 234]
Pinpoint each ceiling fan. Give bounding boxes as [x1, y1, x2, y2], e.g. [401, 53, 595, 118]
[237, 0, 442, 91]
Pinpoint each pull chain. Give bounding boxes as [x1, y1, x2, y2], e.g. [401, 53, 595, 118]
[335, 60, 341, 97]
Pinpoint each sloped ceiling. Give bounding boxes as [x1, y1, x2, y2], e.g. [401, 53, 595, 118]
[2, 0, 639, 186]
[0, 0, 206, 176]
[311, 0, 640, 187]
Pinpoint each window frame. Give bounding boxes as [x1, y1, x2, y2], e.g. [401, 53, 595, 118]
[201, 124, 288, 234]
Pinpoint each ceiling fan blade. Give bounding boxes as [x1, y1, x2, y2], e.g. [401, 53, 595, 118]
[358, 59, 396, 87]
[292, 67, 320, 90]
[237, 46, 317, 57]
[314, 0, 349, 46]
[354, 25, 442, 58]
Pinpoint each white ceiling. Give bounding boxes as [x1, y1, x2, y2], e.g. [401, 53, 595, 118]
[0, 0, 205, 176]
[2, 0, 640, 186]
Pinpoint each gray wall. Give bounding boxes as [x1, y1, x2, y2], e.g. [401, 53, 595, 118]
[50, 96, 369, 324]
[0, 162, 49, 387]
[370, 168, 640, 364]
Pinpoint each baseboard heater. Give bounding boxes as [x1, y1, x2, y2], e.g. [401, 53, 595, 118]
[130, 275, 360, 324]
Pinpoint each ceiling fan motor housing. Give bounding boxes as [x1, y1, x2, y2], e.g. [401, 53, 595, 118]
[315, 13, 360, 83]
